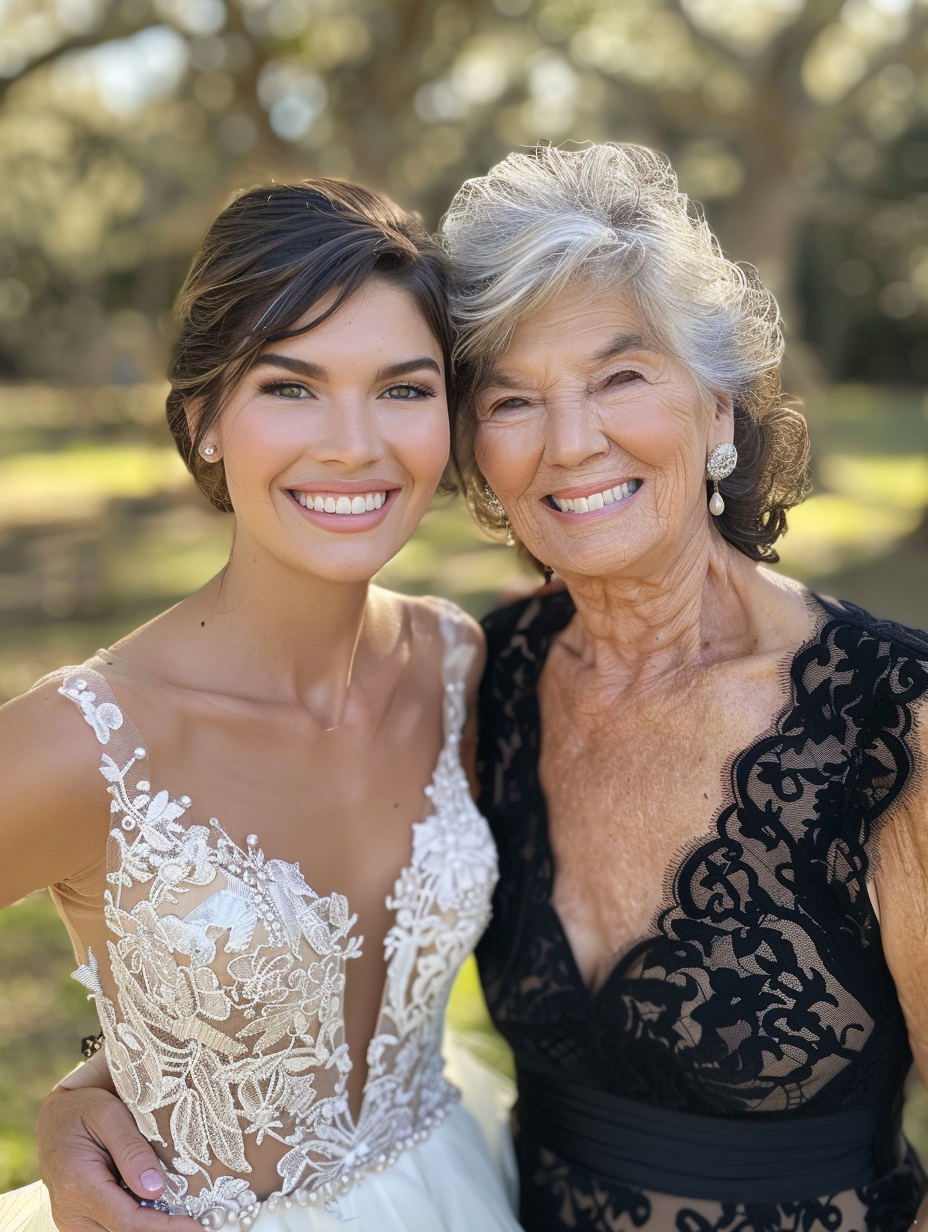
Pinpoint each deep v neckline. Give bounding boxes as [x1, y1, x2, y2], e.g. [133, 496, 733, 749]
[86, 649, 461, 1127]
[61, 606, 499, 1217]
[527, 589, 832, 1005]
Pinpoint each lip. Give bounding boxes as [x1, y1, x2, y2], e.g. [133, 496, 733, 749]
[284, 484, 400, 532]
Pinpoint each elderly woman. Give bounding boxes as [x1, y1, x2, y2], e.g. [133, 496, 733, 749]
[26, 144, 928, 1232]
[444, 143, 928, 1232]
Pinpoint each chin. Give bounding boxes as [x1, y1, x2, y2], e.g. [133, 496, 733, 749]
[268, 542, 396, 584]
[539, 540, 636, 579]
[310, 557, 396, 584]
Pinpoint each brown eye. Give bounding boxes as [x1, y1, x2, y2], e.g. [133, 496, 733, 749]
[605, 370, 640, 387]
[479, 396, 529, 420]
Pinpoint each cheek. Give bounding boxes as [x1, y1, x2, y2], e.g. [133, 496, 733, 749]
[388, 409, 451, 487]
[222, 406, 299, 474]
[475, 422, 542, 496]
[604, 398, 704, 489]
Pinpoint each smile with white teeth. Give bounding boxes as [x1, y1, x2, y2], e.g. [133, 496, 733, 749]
[291, 490, 387, 514]
[549, 479, 642, 514]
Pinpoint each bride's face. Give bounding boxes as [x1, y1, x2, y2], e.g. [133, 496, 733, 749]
[207, 278, 450, 583]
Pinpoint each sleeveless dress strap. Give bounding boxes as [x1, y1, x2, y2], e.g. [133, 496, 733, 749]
[435, 601, 478, 745]
[57, 663, 148, 770]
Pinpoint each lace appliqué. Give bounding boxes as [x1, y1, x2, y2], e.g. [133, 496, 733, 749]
[61, 610, 497, 1226]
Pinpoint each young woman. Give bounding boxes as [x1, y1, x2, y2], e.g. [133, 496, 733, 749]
[0, 179, 521, 1232]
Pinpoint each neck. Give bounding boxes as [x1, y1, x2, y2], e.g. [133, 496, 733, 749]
[558, 524, 757, 690]
[183, 532, 375, 726]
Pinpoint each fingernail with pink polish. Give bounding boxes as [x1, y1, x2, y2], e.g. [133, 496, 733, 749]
[140, 1169, 164, 1193]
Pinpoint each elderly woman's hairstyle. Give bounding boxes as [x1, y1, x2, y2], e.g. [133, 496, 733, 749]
[167, 179, 454, 512]
[442, 143, 810, 564]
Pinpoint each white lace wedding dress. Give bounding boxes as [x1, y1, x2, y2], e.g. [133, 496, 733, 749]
[2, 603, 519, 1231]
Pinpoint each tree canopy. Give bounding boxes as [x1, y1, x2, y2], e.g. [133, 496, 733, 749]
[2, 0, 928, 384]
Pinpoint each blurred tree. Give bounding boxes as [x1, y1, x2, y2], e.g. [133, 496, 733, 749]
[2, 0, 928, 384]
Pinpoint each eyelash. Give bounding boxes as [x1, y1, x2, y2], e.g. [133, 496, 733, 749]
[257, 380, 438, 400]
[481, 396, 529, 419]
[259, 380, 310, 399]
[605, 369, 641, 386]
[386, 382, 438, 400]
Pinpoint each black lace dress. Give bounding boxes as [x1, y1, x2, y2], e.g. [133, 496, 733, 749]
[476, 590, 928, 1232]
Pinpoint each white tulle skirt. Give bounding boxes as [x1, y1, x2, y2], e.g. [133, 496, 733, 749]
[0, 1037, 520, 1232]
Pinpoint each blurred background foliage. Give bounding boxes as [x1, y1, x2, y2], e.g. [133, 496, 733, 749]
[5, 0, 928, 1195]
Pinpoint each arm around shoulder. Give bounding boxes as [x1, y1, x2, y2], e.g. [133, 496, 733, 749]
[0, 675, 107, 909]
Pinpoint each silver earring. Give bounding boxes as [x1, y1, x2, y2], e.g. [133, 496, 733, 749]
[201, 443, 217, 459]
[483, 484, 515, 546]
[706, 443, 737, 516]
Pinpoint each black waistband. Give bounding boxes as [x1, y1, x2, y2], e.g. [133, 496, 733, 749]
[516, 1066, 882, 1203]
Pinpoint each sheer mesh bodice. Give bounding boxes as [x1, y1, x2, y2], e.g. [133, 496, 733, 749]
[52, 602, 498, 1226]
[476, 589, 928, 1232]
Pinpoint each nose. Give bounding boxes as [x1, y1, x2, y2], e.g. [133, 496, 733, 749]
[313, 393, 383, 470]
[542, 391, 609, 470]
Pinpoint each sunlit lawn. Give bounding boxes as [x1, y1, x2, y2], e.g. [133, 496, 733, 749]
[3, 382, 928, 1188]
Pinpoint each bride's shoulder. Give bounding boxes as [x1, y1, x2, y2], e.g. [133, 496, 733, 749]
[416, 594, 483, 646]
[371, 590, 486, 694]
[0, 664, 113, 903]
[0, 664, 102, 763]
[373, 588, 484, 650]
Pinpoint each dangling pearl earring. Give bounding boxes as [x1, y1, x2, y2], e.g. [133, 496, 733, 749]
[706, 443, 737, 516]
[483, 484, 515, 546]
[201, 443, 217, 459]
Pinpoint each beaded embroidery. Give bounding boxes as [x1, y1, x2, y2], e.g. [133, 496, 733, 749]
[61, 606, 498, 1226]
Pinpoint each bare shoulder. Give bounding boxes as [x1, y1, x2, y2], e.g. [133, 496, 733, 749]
[408, 593, 485, 677]
[750, 567, 822, 654]
[421, 594, 483, 644]
[0, 670, 103, 775]
[0, 670, 109, 905]
[370, 588, 486, 697]
[370, 587, 482, 648]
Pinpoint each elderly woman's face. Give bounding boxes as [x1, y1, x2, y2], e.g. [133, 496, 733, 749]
[474, 282, 732, 579]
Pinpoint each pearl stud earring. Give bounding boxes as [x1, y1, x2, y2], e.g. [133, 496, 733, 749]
[706, 443, 737, 516]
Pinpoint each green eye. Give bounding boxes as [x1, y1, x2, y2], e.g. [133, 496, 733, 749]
[385, 383, 436, 400]
[257, 380, 310, 399]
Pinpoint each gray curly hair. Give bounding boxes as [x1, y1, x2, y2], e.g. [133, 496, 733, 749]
[441, 143, 810, 563]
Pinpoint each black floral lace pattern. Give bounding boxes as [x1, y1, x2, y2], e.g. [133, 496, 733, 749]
[476, 591, 928, 1232]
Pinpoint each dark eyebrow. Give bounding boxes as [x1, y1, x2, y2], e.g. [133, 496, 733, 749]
[251, 354, 441, 382]
[589, 332, 649, 365]
[252, 354, 327, 380]
[374, 357, 442, 381]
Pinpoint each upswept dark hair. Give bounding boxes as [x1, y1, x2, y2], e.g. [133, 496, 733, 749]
[166, 179, 454, 512]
